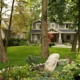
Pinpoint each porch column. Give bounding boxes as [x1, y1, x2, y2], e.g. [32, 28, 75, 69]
[58, 33, 62, 44]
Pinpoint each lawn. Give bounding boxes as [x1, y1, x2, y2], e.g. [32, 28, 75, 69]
[0, 46, 77, 70]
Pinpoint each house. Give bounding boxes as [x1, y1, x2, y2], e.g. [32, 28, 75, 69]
[1, 18, 27, 39]
[30, 20, 76, 44]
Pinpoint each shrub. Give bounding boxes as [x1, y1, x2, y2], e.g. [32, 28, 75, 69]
[58, 54, 80, 80]
[3, 38, 27, 46]
[26, 55, 41, 65]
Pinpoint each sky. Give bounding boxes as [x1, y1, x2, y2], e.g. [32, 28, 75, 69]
[2, 0, 13, 18]
[4, 0, 12, 6]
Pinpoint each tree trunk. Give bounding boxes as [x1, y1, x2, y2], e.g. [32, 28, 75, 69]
[5, 0, 15, 52]
[78, 0, 80, 53]
[41, 0, 49, 58]
[0, 30, 8, 62]
[71, 32, 78, 52]
[0, 0, 8, 62]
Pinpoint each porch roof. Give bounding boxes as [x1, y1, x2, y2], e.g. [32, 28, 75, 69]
[30, 30, 41, 34]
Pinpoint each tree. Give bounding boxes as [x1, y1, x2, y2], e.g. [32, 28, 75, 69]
[0, 0, 8, 62]
[41, 0, 49, 58]
[71, 32, 78, 52]
[78, 0, 80, 53]
[5, 0, 15, 52]
[12, 0, 31, 34]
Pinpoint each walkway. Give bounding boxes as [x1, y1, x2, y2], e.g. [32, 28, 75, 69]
[52, 44, 78, 48]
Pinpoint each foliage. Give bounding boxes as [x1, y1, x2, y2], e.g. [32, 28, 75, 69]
[61, 54, 80, 79]
[1, 64, 31, 80]
[48, 33, 54, 42]
[26, 55, 41, 65]
[25, 0, 42, 20]
[48, 0, 78, 25]
[65, 0, 78, 23]
[3, 38, 27, 46]
[12, 0, 32, 34]
[48, 33, 55, 47]
[48, 0, 66, 23]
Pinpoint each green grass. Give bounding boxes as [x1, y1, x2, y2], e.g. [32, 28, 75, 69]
[0, 46, 77, 70]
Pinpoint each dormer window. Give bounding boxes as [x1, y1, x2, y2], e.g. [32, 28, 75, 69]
[66, 24, 73, 29]
[36, 23, 41, 29]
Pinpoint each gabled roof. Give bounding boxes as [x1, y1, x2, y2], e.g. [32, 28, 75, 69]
[32, 19, 41, 24]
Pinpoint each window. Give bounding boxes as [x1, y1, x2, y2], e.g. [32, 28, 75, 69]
[51, 23, 55, 28]
[33, 25, 36, 29]
[66, 35, 70, 40]
[66, 24, 73, 29]
[36, 23, 41, 29]
[66, 24, 69, 28]
[37, 34, 41, 40]
[59, 24, 66, 29]
[32, 34, 34, 40]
